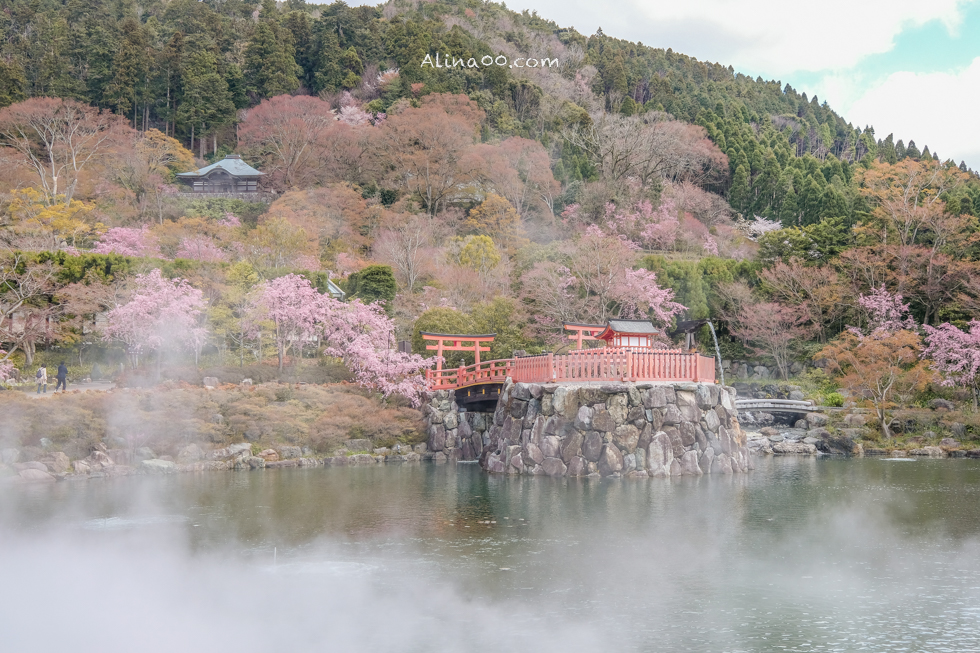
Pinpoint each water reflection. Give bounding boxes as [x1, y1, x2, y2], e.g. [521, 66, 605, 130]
[2, 457, 980, 651]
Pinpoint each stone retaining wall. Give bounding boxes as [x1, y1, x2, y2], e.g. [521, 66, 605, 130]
[482, 379, 751, 477]
[423, 390, 492, 462]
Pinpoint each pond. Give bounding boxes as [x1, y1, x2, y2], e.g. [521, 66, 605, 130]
[3, 457, 980, 652]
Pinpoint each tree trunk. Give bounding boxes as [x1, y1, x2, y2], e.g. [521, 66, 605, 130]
[877, 406, 892, 439]
[190, 123, 194, 152]
[200, 126, 206, 159]
[213, 133, 217, 155]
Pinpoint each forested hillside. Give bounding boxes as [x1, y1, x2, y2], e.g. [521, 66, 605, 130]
[1, 0, 979, 429]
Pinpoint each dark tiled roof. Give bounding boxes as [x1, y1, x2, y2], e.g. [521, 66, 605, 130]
[177, 154, 264, 178]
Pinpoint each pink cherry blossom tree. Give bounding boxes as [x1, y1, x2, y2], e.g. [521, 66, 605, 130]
[92, 226, 161, 258]
[252, 273, 324, 372]
[922, 320, 980, 409]
[850, 285, 916, 339]
[253, 273, 432, 402]
[103, 269, 207, 368]
[176, 236, 228, 263]
[611, 268, 686, 326]
[320, 298, 432, 406]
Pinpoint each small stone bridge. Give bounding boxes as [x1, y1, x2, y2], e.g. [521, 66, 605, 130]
[734, 399, 817, 419]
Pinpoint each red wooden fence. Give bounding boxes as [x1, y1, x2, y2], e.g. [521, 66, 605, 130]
[425, 349, 716, 391]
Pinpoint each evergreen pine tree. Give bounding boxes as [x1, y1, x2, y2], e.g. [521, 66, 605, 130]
[728, 164, 751, 214]
[105, 17, 149, 126]
[0, 60, 27, 108]
[895, 139, 907, 160]
[177, 49, 234, 152]
[879, 133, 898, 164]
[244, 21, 301, 98]
[905, 140, 921, 160]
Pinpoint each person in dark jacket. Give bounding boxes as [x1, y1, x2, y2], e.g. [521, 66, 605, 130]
[56, 362, 68, 392]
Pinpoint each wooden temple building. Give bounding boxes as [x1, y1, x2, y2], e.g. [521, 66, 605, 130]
[176, 154, 264, 194]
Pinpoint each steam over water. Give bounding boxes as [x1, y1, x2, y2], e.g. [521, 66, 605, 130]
[3, 458, 980, 652]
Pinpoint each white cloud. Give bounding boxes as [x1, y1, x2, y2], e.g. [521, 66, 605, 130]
[834, 57, 980, 167]
[517, 0, 973, 75]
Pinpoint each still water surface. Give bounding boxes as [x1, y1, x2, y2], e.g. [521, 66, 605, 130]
[3, 457, 980, 652]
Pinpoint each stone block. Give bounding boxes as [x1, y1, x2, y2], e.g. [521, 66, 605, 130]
[703, 409, 721, 433]
[642, 386, 667, 409]
[560, 431, 583, 463]
[574, 405, 594, 431]
[582, 432, 603, 462]
[597, 444, 624, 476]
[678, 422, 696, 446]
[567, 456, 586, 476]
[680, 450, 703, 476]
[663, 404, 683, 425]
[613, 424, 640, 453]
[542, 457, 567, 477]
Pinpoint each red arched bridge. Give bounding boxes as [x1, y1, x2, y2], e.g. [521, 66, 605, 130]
[422, 322, 717, 410]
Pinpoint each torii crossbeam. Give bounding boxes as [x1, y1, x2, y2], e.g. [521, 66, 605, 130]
[420, 332, 496, 370]
[563, 323, 605, 351]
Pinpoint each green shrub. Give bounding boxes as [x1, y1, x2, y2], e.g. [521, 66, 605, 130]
[824, 392, 844, 407]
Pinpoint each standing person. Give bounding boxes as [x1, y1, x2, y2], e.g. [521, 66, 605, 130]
[56, 362, 68, 392]
[36, 365, 47, 394]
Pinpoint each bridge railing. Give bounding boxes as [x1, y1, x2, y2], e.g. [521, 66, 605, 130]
[426, 359, 514, 390]
[427, 349, 717, 390]
[513, 350, 715, 384]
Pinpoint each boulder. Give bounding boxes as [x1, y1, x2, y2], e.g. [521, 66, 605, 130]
[203, 376, 219, 388]
[524, 442, 544, 465]
[246, 456, 266, 469]
[772, 442, 817, 455]
[278, 446, 302, 460]
[134, 446, 155, 462]
[1, 448, 20, 465]
[349, 454, 376, 465]
[18, 468, 55, 483]
[909, 446, 945, 458]
[806, 413, 829, 428]
[40, 452, 70, 474]
[259, 449, 279, 462]
[929, 398, 955, 411]
[140, 459, 177, 473]
[344, 439, 373, 452]
[807, 428, 831, 439]
[210, 443, 252, 460]
[940, 438, 961, 449]
[177, 444, 205, 464]
[567, 456, 586, 476]
[789, 390, 806, 401]
[815, 434, 855, 455]
[794, 419, 808, 429]
[843, 413, 868, 428]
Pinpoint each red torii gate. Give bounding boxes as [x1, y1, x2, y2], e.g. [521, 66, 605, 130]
[420, 332, 496, 371]
[563, 323, 605, 351]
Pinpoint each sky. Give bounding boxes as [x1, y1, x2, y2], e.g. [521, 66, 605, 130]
[509, 0, 980, 169]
